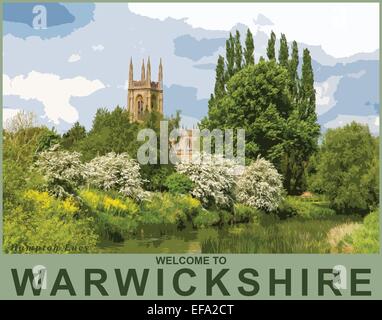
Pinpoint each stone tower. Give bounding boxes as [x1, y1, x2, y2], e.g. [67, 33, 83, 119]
[127, 57, 163, 122]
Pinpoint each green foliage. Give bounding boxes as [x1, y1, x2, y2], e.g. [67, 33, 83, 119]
[278, 33, 289, 68]
[300, 48, 316, 119]
[203, 53, 320, 195]
[61, 121, 87, 150]
[309, 122, 379, 213]
[193, 210, 220, 228]
[234, 30, 242, 71]
[76, 106, 139, 161]
[233, 204, 264, 223]
[266, 31, 276, 60]
[35, 128, 61, 154]
[244, 28, 255, 66]
[3, 190, 98, 253]
[79, 189, 140, 241]
[349, 210, 379, 253]
[225, 33, 235, 79]
[164, 172, 194, 194]
[285, 196, 336, 219]
[201, 215, 359, 253]
[141, 193, 202, 227]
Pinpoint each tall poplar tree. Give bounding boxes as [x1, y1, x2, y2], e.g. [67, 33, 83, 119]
[234, 30, 243, 71]
[214, 55, 226, 99]
[289, 41, 299, 99]
[278, 33, 289, 68]
[244, 28, 255, 65]
[300, 48, 316, 120]
[226, 33, 235, 79]
[266, 31, 276, 60]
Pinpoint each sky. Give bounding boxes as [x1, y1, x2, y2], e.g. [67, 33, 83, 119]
[2, 2, 380, 134]
[129, 2, 379, 58]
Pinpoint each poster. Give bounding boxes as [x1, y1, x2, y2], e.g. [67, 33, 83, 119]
[0, 1, 380, 306]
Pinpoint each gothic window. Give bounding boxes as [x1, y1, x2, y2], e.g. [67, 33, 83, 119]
[136, 96, 144, 120]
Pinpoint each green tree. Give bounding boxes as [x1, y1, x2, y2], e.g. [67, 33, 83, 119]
[289, 40, 299, 99]
[300, 48, 316, 120]
[77, 106, 139, 161]
[309, 122, 378, 213]
[214, 55, 226, 99]
[62, 122, 86, 149]
[225, 33, 235, 79]
[244, 28, 255, 65]
[278, 33, 289, 68]
[234, 30, 243, 72]
[266, 31, 276, 60]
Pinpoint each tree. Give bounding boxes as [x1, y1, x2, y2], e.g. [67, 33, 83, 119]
[278, 33, 289, 68]
[62, 122, 86, 149]
[86, 152, 146, 201]
[234, 30, 243, 72]
[176, 154, 237, 209]
[77, 106, 139, 161]
[236, 157, 284, 212]
[300, 48, 316, 120]
[266, 31, 276, 60]
[289, 40, 299, 99]
[35, 145, 86, 198]
[164, 172, 194, 194]
[214, 55, 226, 99]
[244, 28, 255, 65]
[225, 33, 235, 79]
[309, 122, 378, 213]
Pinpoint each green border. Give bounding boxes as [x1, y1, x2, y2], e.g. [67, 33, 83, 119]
[0, 0, 381, 300]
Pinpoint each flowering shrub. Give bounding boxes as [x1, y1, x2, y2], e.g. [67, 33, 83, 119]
[236, 157, 284, 212]
[85, 152, 146, 201]
[176, 154, 237, 208]
[35, 145, 86, 198]
[3, 190, 98, 253]
[79, 189, 139, 217]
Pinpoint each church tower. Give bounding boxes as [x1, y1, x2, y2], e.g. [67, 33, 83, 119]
[127, 57, 163, 122]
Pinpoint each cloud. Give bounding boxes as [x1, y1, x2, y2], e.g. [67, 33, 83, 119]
[68, 53, 81, 63]
[3, 71, 105, 124]
[314, 76, 342, 115]
[253, 13, 273, 26]
[92, 44, 105, 51]
[324, 114, 379, 135]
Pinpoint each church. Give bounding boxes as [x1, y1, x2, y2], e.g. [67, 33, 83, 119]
[127, 57, 163, 122]
[127, 58, 194, 162]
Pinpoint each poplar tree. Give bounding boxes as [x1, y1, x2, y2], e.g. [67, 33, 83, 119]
[214, 55, 226, 99]
[234, 30, 243, 71]
[278, 33, 289, 68]
[266, 31, 276, 60]
[226, 33, 235, 79]
[300, 48, 316, 120]
[244, 28, 255, 65]
[289, 41, 299, 99]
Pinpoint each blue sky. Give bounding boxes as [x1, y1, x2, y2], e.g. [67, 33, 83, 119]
[2, 3, 380, 134]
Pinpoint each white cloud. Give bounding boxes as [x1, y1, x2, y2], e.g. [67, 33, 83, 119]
[324, 114, 379, 135]
[92, 44, 105, 51]
[3, 71, 105, 124]
[314, 76, 342, 115]
[129, 3, 379, 58]
[68, 53, 81, 63]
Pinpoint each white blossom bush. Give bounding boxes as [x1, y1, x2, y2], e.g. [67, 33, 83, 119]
[85, 152, 146, 201]
[236, 157, 283, 212]
[35, 145, 86, 198]
[176, 153, 237, 208]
